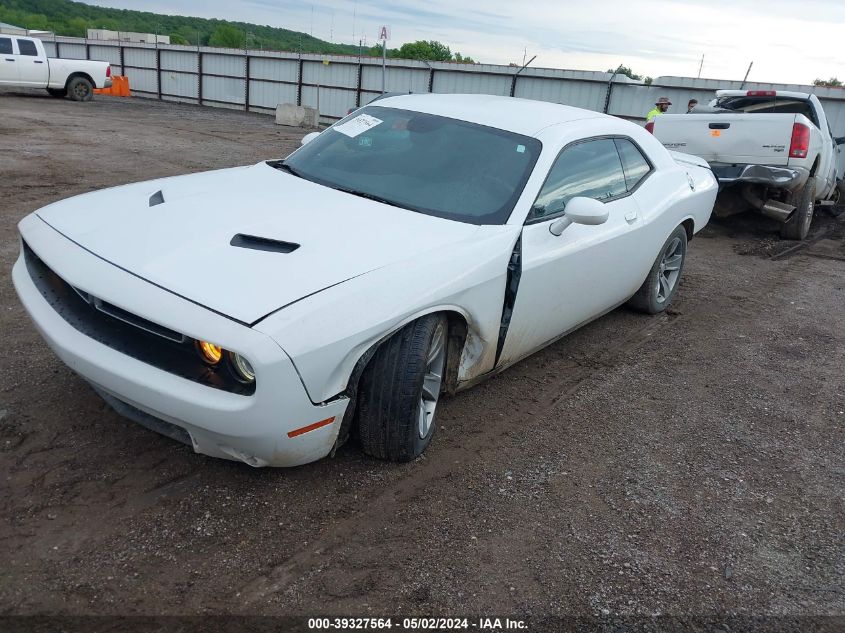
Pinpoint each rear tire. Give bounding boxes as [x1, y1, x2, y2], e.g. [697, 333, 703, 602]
[47, 88, 67, 98]
[357, 314, 448, 462]
[628, 225, 688, 314]
[781, 176, 815, 240]
[67, 77, 94, 102]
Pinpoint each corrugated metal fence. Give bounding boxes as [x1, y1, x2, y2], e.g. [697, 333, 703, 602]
[39, 36, 845, 135]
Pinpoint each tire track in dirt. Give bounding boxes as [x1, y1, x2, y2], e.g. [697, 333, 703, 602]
[238, 310, 684, 603]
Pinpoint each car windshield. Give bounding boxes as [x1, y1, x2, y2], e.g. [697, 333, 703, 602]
[282, 105, 542, 225]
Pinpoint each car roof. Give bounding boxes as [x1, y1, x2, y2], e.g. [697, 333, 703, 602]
[367, 93, 607, 138]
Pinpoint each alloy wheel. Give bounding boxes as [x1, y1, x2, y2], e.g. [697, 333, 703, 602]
[655, 236, 684, 303]
[418, 322, 446, 439]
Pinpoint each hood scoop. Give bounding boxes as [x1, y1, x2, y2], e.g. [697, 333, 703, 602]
[230, 233, 300, 254]
[149, 190, 165, 207]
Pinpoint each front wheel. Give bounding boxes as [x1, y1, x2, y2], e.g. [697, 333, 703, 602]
[628, 225, 688, 314]
[781, 176, 816, 240]
[357, 314, 448, 462]
[67, 77, 94, 102]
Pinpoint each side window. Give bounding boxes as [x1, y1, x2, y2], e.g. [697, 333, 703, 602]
[17, 39, 38, 56]
[530, 138, 626, 220]
[614, 138, 652, 191]
[0, 38, 12, 55]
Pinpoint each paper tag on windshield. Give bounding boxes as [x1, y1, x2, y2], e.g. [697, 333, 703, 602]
[334, 114, 383, 138]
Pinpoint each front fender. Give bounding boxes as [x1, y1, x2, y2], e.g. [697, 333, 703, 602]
[254, 225, 520, 403]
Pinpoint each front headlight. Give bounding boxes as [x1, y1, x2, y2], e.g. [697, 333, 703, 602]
[229, 352, 256, 383]
[197, 340, 223, 364]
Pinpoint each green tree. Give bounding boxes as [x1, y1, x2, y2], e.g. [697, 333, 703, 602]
[607, 64, 642, 81]
[813, 77, 842, 87]
[169, 33, 189, 45]
[208, 24, 244, 48]
[392, 40, 452, 61]
[66, 16, 87, 37]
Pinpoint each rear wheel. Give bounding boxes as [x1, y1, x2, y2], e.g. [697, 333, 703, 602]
[357, 314, 448, 462]
[781, 176, 815, 240]
[46, 88, 67, 98]
[67, 77, 94, 102]
[628, 225, 688, 314]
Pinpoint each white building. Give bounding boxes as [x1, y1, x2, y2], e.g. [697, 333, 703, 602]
[0, 22, 53, 37]
[87, 29, 169, 44]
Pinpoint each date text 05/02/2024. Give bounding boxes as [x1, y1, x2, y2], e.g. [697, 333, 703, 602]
[307, 617, 528, 630]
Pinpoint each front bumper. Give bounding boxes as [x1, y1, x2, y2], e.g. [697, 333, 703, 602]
[711, 163, 810, 192]
[12, 215, 348, 467]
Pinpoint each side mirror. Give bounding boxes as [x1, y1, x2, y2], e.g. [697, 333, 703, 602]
[549, 197, 609, 236]
[301, 131, 321, 146]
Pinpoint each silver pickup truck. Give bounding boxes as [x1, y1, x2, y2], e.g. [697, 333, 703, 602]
[0, 35, 112, 101]
[651, 90, 845, 239]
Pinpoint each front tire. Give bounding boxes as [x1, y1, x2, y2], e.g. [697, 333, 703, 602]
[357, 314, 448, 462]
[67, 77, 94, 102]
[781, 176, 816, 240]
[628, 225, 688, 314]
[47, 88, 67, 98]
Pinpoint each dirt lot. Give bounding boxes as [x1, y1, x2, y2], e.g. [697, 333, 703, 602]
[0, 90, 843, 628]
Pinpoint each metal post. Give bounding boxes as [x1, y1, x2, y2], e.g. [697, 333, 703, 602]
[355, 60, 363, 107]
[156, 48, 161, 99]
[740, 61, 753, 89]
[197, 51, 203, 105]
[511, 55, 536, 98]
[244, 55, 250, 112]
[381, 42, 386, 93]
[297, 58, 304, 106]
[603, 64, 621, 114]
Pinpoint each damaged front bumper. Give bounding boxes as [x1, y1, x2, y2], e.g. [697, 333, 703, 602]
[13, 215, 349, 467]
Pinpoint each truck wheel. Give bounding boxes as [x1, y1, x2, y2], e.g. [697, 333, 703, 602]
[356, 314, 448, 462]
[628, 225, 688, 314]
[46, 88, 67, 98]
[781, 177, 816, 240]
[67, 77, 94, 102]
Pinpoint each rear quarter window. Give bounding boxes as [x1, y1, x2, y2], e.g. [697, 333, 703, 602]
[17, 39, 38, 56]
[614, 138, 652, 191]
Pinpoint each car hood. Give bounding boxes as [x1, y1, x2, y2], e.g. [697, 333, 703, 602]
[36, 161, 481, 324]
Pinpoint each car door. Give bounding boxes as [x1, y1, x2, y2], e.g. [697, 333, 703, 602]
[497, 137, 654, 366]
[0, 37, 17, 85]
[14, 38, 48, 86]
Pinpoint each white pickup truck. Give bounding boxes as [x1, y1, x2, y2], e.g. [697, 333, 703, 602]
[651, 90, 845, 239]
[0, 34, 112, 102]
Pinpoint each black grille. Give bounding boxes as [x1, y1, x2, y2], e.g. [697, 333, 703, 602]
[23, 241, 255, 396]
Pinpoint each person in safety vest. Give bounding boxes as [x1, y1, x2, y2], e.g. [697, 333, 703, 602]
[646, 97, 672, 122]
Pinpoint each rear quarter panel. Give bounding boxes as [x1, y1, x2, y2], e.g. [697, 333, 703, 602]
[47, 59, 110, 89]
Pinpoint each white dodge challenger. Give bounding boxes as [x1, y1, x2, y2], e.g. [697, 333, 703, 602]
[13, 94, 717, 467]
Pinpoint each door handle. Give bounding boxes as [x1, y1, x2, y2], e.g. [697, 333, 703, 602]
[709, 122, 731, 130]
[34, 60, 44, 64]
[4, 58, 14, 62]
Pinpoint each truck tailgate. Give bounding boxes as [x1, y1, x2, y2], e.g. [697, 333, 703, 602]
[652, 113, 800, 166]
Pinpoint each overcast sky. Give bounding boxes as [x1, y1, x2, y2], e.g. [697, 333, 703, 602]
[88, 0, 843, 85]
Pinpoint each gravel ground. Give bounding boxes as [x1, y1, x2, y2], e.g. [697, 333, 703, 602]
[0, 90, 843, 631]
